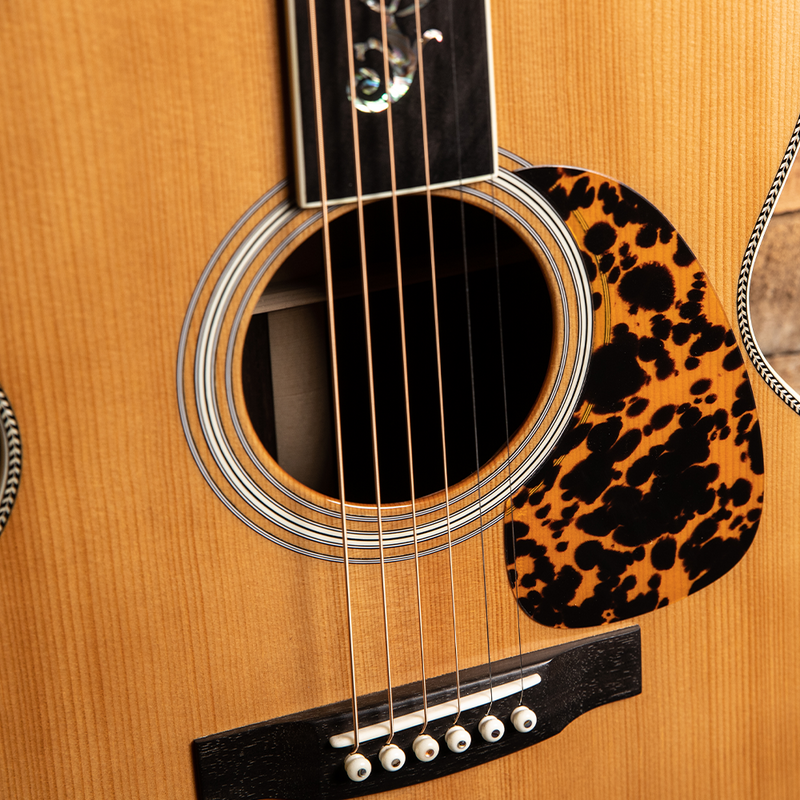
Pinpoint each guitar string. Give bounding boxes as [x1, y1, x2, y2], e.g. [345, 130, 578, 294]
[306, 0, 362, 753]
[489, 177, 526, 704]
[375, 0, 431, 735]
[411, 0, 463, 726]
[447, 0, 495, 713]
[342, 0, 397, 744]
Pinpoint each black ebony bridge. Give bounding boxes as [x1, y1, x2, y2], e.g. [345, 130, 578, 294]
[192, 627, 641, 800]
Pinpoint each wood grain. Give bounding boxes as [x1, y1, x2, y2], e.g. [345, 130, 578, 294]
[0, 1, 799, 799]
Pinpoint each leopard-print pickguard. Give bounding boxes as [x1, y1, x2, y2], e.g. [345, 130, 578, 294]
[506, 167, 763, 628]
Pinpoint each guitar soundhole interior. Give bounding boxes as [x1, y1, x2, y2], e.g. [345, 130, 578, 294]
[241, 195, 552, 504]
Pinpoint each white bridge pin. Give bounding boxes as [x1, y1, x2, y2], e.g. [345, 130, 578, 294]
[378, 743, 406, 772]
[445, 724, 471, 753]
[511, 705, 537, 733]
[412, 733, 439, 762]
[344, 752, 372, 782]
[478, 714, 505, 742]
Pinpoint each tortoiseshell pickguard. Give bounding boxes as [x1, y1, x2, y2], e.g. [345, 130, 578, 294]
[506, 167, 763, 629]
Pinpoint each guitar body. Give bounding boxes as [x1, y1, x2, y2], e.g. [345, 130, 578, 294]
[1, 2, 799, 798]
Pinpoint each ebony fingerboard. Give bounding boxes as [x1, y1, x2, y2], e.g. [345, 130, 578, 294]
[287, 0, 496, 206]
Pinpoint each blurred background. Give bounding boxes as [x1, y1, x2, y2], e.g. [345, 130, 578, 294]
[750, 161, 800, 392]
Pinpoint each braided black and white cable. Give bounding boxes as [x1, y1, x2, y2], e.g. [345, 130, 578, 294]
[0, 386, 21, 533]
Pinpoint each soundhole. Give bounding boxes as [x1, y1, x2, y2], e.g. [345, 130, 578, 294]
[242, 195, 552, 504]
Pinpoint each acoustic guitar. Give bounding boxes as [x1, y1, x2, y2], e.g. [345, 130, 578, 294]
[1, 1, 799, 798]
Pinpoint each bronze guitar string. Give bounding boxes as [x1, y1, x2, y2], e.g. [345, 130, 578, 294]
[445, 0, 496, 716]
[342, 0, 398, 748]
[489, 175, 527, 705]
[374, 0, 432, 738]
[306, 0, 363, 754]
[409, 0, 464, 729]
